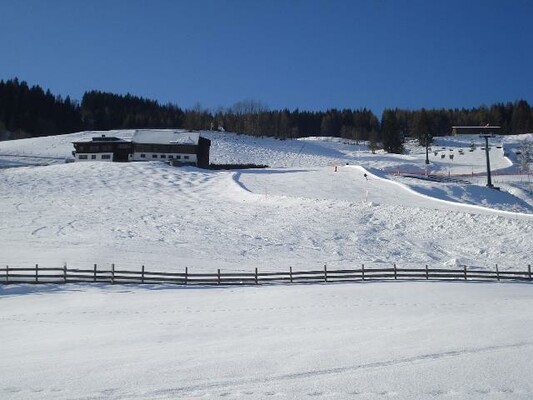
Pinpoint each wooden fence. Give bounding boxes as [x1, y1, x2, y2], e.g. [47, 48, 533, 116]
[1, 264, 532, 286]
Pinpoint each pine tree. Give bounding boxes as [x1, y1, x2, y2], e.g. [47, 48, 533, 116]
[381, 110, 403, 153]
[413, 109, 432, 146]
[511, 100, 532, 133]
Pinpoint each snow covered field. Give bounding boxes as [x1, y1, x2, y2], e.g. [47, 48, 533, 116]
[2, 282, 533, 399]
[0, 130, 532, 399]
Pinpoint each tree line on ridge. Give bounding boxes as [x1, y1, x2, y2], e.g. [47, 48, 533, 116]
[1, 78, 532, 154]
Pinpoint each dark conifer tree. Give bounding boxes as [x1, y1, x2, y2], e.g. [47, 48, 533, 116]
[381, 109, 404, 153]
[511, 100, 532, 133]
[413, 109, 432, 146]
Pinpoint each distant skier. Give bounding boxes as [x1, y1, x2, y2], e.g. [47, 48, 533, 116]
[364, 173, 368, 180]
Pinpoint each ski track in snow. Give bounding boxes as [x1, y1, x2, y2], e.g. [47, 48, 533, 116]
[140, 341, 533, 399]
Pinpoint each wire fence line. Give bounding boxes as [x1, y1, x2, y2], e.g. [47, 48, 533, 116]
[1, 264, 532, 286]
[385, 169, 531, 179]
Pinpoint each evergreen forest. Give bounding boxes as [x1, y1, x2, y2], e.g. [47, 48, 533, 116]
[1, 78, 532, 154]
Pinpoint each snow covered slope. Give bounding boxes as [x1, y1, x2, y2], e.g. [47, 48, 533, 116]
[1, 130, 532, 400]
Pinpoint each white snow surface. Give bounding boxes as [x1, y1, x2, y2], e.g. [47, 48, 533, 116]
[131, 129, 200, 144]
[1, 130, 533, 399]
[1, 282, 533, 399]
[0, 130, 531, 271]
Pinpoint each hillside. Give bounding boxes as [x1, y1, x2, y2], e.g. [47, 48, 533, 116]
[1, 130, 533, 400]
[0, 130, 531, 271]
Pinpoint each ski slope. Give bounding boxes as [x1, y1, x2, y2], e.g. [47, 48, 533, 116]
[1, 130, 532, 400]
[0, 130, 531, 271]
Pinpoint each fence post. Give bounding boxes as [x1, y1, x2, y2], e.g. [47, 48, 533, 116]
[64, 264, 67, 283]
[425, 264, 429, 280]
[394, 263, 397, 280]
[111, 263, 115, 285]
[141, 265, 145, 284]
[184, 267, 188, 285]
[362, 264, 365, 281]
[255, 268, 258, 285]
[324, 264, 328, 283]
[93, 264, 97, 282]
[6, 265, 8, 283]
[35, 264, 39, 284]
[463, 265, 467, 281]
[217, 269, 221, 285]
[290, 266, 293, 283]
[528, 264, 531, 281]
[495, 264, 500, 281]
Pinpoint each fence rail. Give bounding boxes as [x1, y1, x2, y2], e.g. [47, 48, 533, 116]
[385, 169, 531, 178]
[1, 264, 532, 286]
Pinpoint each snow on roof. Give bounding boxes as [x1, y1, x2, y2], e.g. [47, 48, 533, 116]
[72, 135, 129, 143]
[132, 130, 200, 145]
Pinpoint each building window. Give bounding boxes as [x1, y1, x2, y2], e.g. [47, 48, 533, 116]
[78, 155, 88, 160]
[168, 155, 174, 159]
[152, 154, 158, 158]
[176, 155, 181, 160]
[184, 155, 190, 160]
[101, 154, 111, 160]
[91, 154, 97, 160]
[161, 154, 166, 159]
[140, 154, 146, 158]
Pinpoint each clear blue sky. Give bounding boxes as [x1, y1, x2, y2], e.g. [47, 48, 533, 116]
[1, 0, 532, 115]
